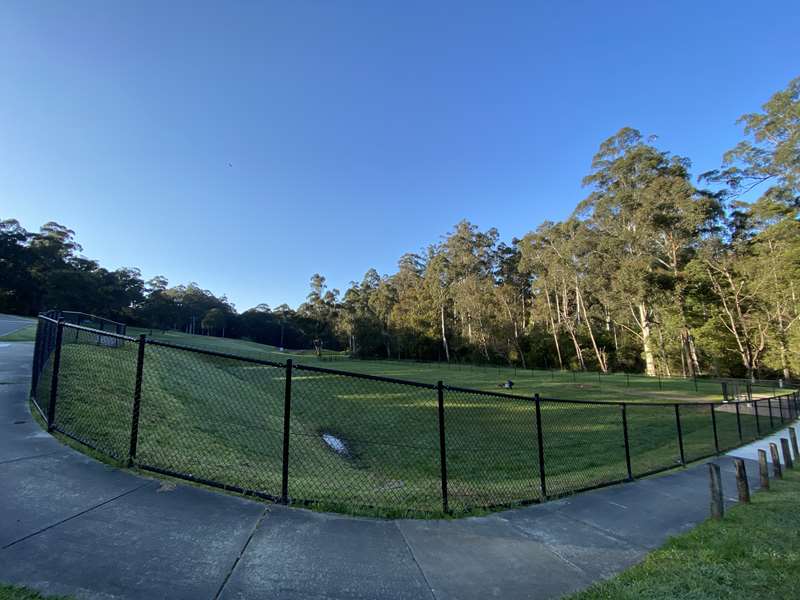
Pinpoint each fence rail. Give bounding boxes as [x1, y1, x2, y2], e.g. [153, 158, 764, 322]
[29, 313, 800, 517]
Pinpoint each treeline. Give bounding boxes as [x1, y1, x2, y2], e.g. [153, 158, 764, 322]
[2, 77, 798, 378]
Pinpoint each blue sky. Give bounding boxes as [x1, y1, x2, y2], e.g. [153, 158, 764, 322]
[2, 1, 798, 310]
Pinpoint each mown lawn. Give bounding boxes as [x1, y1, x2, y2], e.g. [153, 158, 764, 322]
[569, 468, 800, 599]
[35, 327, 795, 517]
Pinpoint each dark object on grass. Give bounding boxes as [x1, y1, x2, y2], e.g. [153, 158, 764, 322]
[498, 380, 514, 389]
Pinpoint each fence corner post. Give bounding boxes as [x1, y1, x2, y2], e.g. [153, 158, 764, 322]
[534, 393, 547, 498]
[127, 334, 147, 467]
[46, 318, 65, 431]
[281, 358, 293, 505]
[436, 380, 449, 514]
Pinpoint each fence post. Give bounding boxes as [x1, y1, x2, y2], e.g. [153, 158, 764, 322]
[755, 399, 761, 435]
[778, 395, 785, 423]
[711, 404, 719, 454]
[127, 334, 146, 466]
[733, 458, 750, 504]
[675, 404, 685, 466]
[534, 393, 547, 498]
[280, 359, 293, 505]
[758, 448, 769, 490]
[436, 381, 449, 514]
[781, 438, 793, 469]
[768, 396, 774, 429]
[622, 404, 632, 481]
[769, 442, 782, 479]
[708, 463, 724, 520]
[46, 319, 65, 431]
[29, 318, 43, 400]
[735, 401, 743, 443]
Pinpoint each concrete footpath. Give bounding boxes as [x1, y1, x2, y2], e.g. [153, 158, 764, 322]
[0, 342, 792, 600]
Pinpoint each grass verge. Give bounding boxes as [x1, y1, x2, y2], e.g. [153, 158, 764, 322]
[569, 468, 800, 599]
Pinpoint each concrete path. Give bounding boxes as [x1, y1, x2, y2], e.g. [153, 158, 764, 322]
[0, 342, 793, 600]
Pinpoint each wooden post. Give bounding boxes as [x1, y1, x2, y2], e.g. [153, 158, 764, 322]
[781, 438, 793, 469]
[790, 427, 799, 461]
[758, 449, 769, 490]
[733, 458, 750, 503]
[769, 442, 782, 479]
[708, 463, 724, 520]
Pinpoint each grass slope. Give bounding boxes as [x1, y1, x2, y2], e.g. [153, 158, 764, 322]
[570, 468, 800, 599]
[38, 327, 794, 517]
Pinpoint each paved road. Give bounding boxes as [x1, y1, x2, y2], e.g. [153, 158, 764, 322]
[0, 314, 34, 337]
[0, 342, 791, 600]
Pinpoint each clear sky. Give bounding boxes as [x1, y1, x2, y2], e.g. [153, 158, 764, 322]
[2, 1, 798, 310]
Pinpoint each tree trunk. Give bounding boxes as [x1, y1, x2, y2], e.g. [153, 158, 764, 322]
[544, 286, 564, 370]
[639, 301, 657, 376]
[440, 303, 450, 362]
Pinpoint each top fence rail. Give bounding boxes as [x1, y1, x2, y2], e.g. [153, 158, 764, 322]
[28, 312, 800, 518]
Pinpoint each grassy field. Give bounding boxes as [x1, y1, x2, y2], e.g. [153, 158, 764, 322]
[569, 468, 800, 599]
[35, 326, 796, 517]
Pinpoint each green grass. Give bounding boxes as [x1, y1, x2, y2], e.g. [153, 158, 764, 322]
[0, 584, 72, 600]
[569, 468, 800, 599]
[0, 324, 37, 342]
[37, 327, 796, 517]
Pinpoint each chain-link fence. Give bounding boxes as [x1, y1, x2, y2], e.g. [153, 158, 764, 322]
[29, 314, 800, 517]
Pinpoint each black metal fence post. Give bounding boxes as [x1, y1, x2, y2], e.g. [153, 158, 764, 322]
[127, 334, 147, 466]
[735, 401, 742, 442]
[29, 318, 43, 400]
[675, 404, 685, 466]
[768, 396, 774, 429]
[46, 319, 64, 431]
[711, 404, 719, 454]
[436, 381, 449, 514]
[778, 395, 785, 423]
[622, 404, 632, 481]
[755, 399, 761, 435]
[280, 359, 293, 505]
[534, 393, 547, 497]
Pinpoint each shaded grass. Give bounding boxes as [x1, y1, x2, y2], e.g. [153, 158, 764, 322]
[41, 327, 796, 517]
[0, 584, 72, 600]
[569, 468, 800, 599]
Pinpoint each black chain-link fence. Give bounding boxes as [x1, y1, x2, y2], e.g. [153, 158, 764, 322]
[29, 314, 800, 517]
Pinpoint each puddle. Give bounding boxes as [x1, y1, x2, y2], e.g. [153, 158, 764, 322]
[322, 433, 349, 456]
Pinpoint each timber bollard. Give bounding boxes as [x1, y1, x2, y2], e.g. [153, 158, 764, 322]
[790, 427, 799, 460]
[708, 463, 724, 520]
[769, 443, 782, 479]
[781, 438, 793, 469]
[758, 449, 769, 490]
[733, 458, 750, 503]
